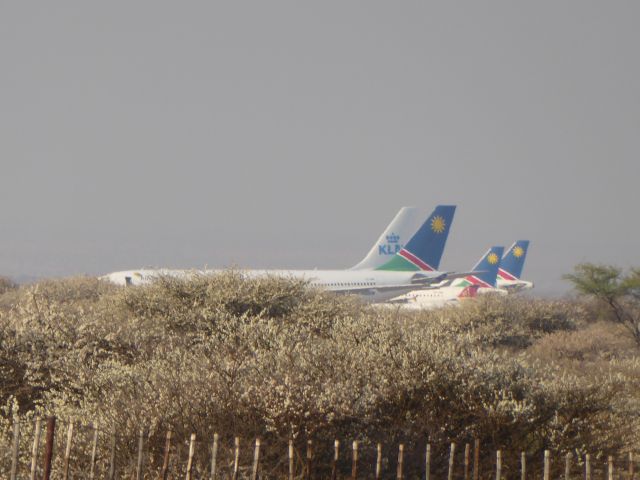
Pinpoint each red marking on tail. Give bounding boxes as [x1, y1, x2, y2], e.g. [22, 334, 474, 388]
[458, 285, 480, 298]
[498, 268, 517, 281]
[464, 275, 492, 288]
[398, 249, 434, 271]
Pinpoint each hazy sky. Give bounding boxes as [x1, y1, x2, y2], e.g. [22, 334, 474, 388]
[2, 2, 639, 294]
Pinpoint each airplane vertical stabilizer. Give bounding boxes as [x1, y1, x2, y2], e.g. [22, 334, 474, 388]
[499, 240, 530, 280]
[454, 246, 505, 288]
[458, 285, 480, 298]
[351, 207, 424, 270]
[376, 205, 456, 271]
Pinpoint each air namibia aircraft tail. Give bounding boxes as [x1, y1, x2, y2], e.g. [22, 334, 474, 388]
[458, 285, 480, 299]
[351, 207, 425, 270]
[499, 240, 530, 280]
[497, 240, 533, 292]
[452, 246, 505, 288]
[376, 205, 456, 271]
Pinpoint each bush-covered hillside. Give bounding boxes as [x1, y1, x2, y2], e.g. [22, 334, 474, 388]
[0, 273, 638, 478]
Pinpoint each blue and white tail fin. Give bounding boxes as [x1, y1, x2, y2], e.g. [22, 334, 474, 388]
[351, 207, 424, 270]
[498, 240, 530, 281]
[376, 205, 456, 271]
[454, 246, 505, 288]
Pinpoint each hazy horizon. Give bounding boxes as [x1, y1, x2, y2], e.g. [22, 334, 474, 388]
[2, 2, 640, 296]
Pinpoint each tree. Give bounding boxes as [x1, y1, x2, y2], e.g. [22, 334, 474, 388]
[0, 277, 17, 295]
[564, 263, 640, 347]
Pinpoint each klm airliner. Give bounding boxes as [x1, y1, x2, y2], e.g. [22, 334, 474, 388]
[102, 205, 475, 303]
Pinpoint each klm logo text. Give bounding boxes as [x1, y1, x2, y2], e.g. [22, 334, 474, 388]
[379, 233, 402, 255]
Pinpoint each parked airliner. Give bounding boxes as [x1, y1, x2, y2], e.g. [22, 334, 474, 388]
[387, 246, 505, 309]
[102, 205, 474, 303]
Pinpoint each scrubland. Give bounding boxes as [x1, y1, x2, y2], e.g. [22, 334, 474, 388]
[0, 274, 638, 478]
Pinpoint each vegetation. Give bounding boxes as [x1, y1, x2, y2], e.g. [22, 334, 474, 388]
[0, 272, 638, 478]
[565, 263, 640, 347]
[0, 276, 17, 296]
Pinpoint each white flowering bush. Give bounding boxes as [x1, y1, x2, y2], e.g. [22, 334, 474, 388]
[0, 274, 637, 478]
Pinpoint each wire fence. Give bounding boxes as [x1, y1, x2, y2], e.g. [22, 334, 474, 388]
[0, 417, 637, 480]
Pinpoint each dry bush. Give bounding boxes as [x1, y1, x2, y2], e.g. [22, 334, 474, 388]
[527, 322, 635, 363]
[398, 295, 581, 352]
[0, 277, 17, 296]
[0, 273, 637, 478]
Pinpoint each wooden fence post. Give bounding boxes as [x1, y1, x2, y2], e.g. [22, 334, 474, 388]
[543, 450, 550, 480]
[473, 439, 480, 480]
[306, 439, 313, 480]
[288, 438, 294, 480]
[565, 452, 571, 480]
[608, 456, 614, 480]
[375, 443, 382, 480]
[30, 418, 42, 480]
[397, 443, 404, 480]
[211, 433, 219, 480]
[332, 440, 340, 480]
[232, 437, 240, 480]
[108, 430, 117, 480]
[464, 443, 470, 480]
[496, 450, 502, 480]
[520, 451, 526, 480]
[136, 428, 145, 480]
[160, 430, 172, 480]
[426, 443, 431, 480]
[351, 440, 359, 480]
[10, 418, 20, 480]
[42, 417, 56, 480]
[585, 454, 591, 480]
[186, 433, 196, 480]
[448, 443, 456, 480]
[251, 438, 261, 480]
[62, 421, 74, 480]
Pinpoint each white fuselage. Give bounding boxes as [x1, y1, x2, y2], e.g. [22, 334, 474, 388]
[388, 285, 508, 310]
[102, 268, 446, 303]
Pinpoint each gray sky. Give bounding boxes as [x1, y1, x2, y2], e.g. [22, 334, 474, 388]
[1, 2, 639, 294]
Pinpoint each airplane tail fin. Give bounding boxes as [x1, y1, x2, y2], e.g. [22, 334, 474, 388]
[351, 207, 424, 270]
[461, 246, 505, 288]
[376, 205, 456, 271]
[458, 285, 480, 298]
[499, 240, 530, 280]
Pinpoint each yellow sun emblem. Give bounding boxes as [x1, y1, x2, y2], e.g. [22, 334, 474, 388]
[431, 216, 446, 233]
[487, 253, 499, 265]
[513, 246, 524, 258]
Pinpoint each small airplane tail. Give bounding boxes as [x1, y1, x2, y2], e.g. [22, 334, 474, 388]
[458, 285, 480, 298]
[458, 246, 505, 288]
[351, 207, 424, 270]
[376, 205, 456, 271]
[499, 240, 530, 280]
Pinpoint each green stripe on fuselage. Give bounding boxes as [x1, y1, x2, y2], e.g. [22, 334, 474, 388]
[375, 255, 420, 271]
